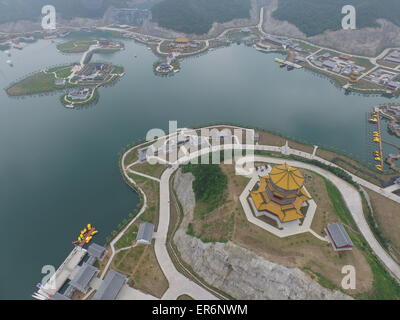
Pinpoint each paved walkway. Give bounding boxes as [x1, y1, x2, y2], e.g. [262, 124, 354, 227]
[157, 166, 218, 300]
[119, 125, 400, 299]
[384, 184, 400, 193]
[246, 154, 400, 282]
[118, 284, 159, 300]
[128, 168, 161, 182]
[238, 166, 325, 241]
[149, 134, 400, 282]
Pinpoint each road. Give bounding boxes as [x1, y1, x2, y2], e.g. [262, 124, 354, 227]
[241, 155, 400, 281]
[156, 166, 218, 300]
[118, 125, 400, 299]
[145, 127, 400, 283]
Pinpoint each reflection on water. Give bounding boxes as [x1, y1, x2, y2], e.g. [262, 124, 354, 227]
[0, 37, 399, 299]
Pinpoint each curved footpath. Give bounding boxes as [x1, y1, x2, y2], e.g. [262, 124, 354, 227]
[157, 166, 218, 300]
[172, 141, 400, 282]
[241, 154, 400, 282]
[155, 136, 400, 282]
[118, 125, 400, 300]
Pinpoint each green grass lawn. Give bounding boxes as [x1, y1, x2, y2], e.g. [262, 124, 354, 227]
[57, 39, 96, 53]
[111, 65, 124, 74]
[324, 179, 400, 299]
[48, 65, 74, 78]
[115, 224, 138, 250]
[7, 72, 57, 95]
[293, 40, 320, 53]
[352, 57, 375, 70]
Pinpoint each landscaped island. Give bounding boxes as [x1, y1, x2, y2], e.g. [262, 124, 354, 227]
[6, 62, 124, 107]
[57, 39, 124, 54]
[6, 37, 125, 107]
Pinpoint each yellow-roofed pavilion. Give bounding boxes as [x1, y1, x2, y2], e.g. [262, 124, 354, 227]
[175, 37, 190, 43]
[250, 164, 311, 222]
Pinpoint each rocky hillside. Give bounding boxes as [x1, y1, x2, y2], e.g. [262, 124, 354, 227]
[173, 169, 352, 300]
[261, 0, 400, 56]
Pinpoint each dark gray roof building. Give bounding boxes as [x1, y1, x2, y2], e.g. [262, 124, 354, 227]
[136, 222, 154, 244]
[69, 263, 98, 292]
[325, 223, 354, 251]
[92, 270, 127, 300]
[87, 243, 106, 260]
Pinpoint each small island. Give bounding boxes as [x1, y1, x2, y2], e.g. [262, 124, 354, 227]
[57, 39, 124, 54]
[6, 38, 125, 107]
[153, 59, 180, 75]
[6, 62, 124, 107]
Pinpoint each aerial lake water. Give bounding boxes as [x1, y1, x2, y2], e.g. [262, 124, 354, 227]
[0, 36, 399, 299]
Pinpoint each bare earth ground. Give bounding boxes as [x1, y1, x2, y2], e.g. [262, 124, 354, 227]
[112, 243, 169, 298]
[256, 129, 314, 154]
[129, 243, 169, 297]
[305, 169, 343, 235]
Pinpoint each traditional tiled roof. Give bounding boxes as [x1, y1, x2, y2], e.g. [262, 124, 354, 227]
[269, 164, 305, 191]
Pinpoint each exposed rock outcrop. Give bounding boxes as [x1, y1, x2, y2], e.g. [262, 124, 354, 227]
[173, 169, 352, 300]
[261, 0, 400, 57]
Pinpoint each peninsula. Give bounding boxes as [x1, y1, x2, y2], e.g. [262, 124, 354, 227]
[36, 125, 400, 300]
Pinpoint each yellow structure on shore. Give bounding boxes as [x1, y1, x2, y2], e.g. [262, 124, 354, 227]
[175, 37, 190, 43]
[250, 164, 311, 222]
[349, 71, 359, 83]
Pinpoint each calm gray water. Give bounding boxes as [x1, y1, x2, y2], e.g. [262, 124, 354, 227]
[0, 36, 399, 299]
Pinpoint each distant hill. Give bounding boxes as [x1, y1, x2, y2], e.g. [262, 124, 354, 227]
[0, 0, 134, 24]
[151, 0, 251, 35]
[273, 0, 400, 37]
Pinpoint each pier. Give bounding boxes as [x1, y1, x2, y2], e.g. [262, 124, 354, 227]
[35, 246, 87, 299]
[374, 107, 385, 169]
[274, 58, 303, 69]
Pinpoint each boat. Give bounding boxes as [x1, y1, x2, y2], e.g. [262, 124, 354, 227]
[72, 224, 98, 247]
[287, 65, 294, 71]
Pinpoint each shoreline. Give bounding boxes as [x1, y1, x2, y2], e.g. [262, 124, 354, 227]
[4, 6, 400, 99]
[111, 123, 400, 300]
